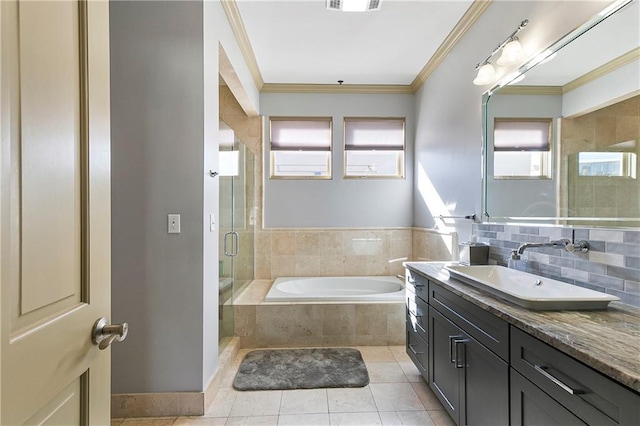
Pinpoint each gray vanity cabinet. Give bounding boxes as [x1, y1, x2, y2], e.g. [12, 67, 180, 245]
[405, 270, 429, 378]
[405, 265, 640, 426]
[510, 327, 640, 426]
[429, 297, 509, 426]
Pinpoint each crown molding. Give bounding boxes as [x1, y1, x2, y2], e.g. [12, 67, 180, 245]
[222, 0, 491, 95]
[410, 0, 493, 93]
[220, 0, 264, 90]
[261, 83, 414, 94]
[563, 47, 640, 94]
[497, 85, 563, 95]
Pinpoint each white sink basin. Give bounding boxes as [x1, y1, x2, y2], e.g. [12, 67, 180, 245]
[444, 265, 619, 310]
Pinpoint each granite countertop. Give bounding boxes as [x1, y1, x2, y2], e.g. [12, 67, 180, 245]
[404, 261, 640, 393]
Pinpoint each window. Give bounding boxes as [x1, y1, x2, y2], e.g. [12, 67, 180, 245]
[269, 117, 332, 178]
[344, 118, 405, 178]
[578, 152, 637, 178]
[493, 118, 552, 178]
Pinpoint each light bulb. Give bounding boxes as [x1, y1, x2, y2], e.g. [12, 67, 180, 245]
[473, 63, 497, 86]
[497, 38, 525, 66]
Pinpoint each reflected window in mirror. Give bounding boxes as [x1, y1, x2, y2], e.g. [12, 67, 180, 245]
[578, 151, 637, 178]
[493, 118, 552, 179]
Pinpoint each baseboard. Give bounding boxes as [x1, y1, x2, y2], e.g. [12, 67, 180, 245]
[112, 337, 241, 418]
[111, 391, 204, 418]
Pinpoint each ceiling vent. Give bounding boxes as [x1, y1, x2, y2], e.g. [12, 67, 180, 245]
[326, 0, 382, 12]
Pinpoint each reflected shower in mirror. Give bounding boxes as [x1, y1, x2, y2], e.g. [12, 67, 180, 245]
[482, 0, 639, 227]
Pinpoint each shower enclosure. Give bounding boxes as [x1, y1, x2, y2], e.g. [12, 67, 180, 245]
[218, 121, 255, 352]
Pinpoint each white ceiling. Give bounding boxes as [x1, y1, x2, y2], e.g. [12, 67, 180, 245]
[235, 0, 474, 85]
[514, 0, 640, 86]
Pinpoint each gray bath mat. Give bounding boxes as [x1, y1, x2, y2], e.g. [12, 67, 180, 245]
[233, 348, 369, 391]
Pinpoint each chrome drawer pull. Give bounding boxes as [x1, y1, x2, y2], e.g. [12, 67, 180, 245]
[534, 365, 584, 395]
[408, 344, 424, 356]
[449, 335, 460, 363]
[454, 338, 466, 368]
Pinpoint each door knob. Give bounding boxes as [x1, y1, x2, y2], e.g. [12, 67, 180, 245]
[92, 317, 128, 350]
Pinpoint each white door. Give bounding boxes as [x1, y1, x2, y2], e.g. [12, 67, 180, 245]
[1, 0, 114, 424]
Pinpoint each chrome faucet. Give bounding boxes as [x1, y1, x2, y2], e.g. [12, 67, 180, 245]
[510, 238, 589, 260]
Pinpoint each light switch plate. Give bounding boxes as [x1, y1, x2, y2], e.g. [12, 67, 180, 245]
[209, 213, 216, 231]
[168, 214, 181, 234]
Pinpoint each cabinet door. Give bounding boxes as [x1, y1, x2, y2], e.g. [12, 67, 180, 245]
[460, 331, 509, 426]
[429, 307, 462, 423]
[511, 369, 587, 426]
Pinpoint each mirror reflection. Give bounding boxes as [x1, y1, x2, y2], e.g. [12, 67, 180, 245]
[483, 0, 639, 227]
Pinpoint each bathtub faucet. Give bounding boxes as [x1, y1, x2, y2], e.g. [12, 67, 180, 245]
[510, 239, 589, 260]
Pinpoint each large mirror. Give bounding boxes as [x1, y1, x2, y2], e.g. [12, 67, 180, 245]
[482, 0, 639, 228]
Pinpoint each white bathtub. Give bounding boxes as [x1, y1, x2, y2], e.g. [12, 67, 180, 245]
[264, 276, 405, 302]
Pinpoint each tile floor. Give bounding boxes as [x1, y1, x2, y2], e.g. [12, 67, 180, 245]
[111, 346, 454, 426]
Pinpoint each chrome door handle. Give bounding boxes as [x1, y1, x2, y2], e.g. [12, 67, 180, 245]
[92, 317, 129, 350]
[223, 231, 240, 257]
[231, 231, 239, 256]
[223, 231, 232, 256]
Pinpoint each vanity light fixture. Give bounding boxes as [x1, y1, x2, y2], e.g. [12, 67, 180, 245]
[473, 62, 497, 85]
[473, 19, 529, 85]
[326, 0, 381, 12]
[497, 37, 525, 66]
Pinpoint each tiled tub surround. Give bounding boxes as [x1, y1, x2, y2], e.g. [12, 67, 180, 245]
[255, 228, 413, 280]
[234, 280, 405, 348]
[255, 227, 457, 280]
[474, 224, 640, 306]
[405, 262, 640, 392]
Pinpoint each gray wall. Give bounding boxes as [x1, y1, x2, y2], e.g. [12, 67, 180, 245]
[485, 93, 562, 218]
[412, 1, 608, 243]
[110, 1, 207, 393]
[261, 93, 414, 228]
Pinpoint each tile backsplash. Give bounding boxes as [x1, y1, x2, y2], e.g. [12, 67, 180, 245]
[474, 224, 640, 307]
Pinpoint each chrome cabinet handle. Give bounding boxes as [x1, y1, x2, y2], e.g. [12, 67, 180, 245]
[534, 365, 584, 395]
[449, 335, 458, 363]
[92, 317, 129, 350]
[454, 339, 466, 368]
[408, 344, 424, 356]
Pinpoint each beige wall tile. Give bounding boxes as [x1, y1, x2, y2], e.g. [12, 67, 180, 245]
[271, 255, 296, 278]
[386, 305, 405, 336]
[319, 231, 345, 255]
[356, 335, 389, 346]
[289, 305, 324, 337]
[367, 257, 390, 276]
[318, 255, 346, 276]
[295, 255, 325, 276]
[272, 231, 296, 255]
[234, 305, 256, 337]
[322, 335, 357, 346]
[296, 231, 321, 255]
[355, 305, 388, 336]
[322, 305, 356, 336]
[344, 255, 368, 276]
[386, 334, 406, 346]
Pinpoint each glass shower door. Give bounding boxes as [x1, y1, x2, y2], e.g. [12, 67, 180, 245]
[218, 121, 255, 353]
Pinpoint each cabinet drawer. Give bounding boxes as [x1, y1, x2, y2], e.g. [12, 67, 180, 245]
[429, 282, 509, 361]
[406, 326, 428, 377]
[406, 269, 429, 302]
[511, 368, 586, 426]
[407, 294, 428, 341]
[511, 326, 640, 426]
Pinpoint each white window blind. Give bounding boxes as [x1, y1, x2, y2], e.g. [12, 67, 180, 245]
[270, 118, 332, 151]
[344, 118, 405, 151]
[494, 119, 551, 152]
